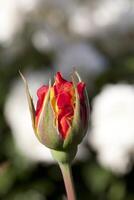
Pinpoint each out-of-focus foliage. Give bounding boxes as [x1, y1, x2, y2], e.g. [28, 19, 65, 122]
[1, 0, 134, 200]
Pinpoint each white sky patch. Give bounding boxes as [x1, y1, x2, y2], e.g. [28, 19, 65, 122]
[32, 29, 66, 52]
[89, 84, 134, 174]
[68, 6, 96, 37]
[16, 0, 40, 12]
[56, 42, 107, 82]
[69, 0, 131, 36]
[0, 1, 23, 42]
[0, 0, 39, 42]
[93, 0, 129, 27]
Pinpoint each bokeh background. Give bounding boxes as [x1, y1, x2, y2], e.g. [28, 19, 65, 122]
[1, 0, 134, 199]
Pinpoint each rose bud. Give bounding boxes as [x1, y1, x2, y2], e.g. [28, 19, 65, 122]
[21, 71, 89, 163]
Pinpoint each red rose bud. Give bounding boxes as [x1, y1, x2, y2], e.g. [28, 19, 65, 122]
[21, 71, 89, 162]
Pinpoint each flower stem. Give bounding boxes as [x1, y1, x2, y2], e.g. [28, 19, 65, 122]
[59, 163, 76, 200]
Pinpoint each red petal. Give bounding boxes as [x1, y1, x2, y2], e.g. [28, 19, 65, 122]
[57, 93, 74, 138]
[60, 116, 70, 138]
[55, 72, 66, 84]
[77, 82, 85, 100]
[57, 92, 72, 109]
[54, 72, 73, 96]
[77, 82, 88, 127]
[52, 72, 75, 138]
[58, 110, 73, 138]
[35, 85, 49, 126]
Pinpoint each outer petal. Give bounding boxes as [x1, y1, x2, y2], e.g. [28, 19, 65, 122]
[36, 86, 63, 149]
[63, 81, 81, 149]
[75, 70, 90, 129]
[77, 82, 88, 128]
[35, 85, 49, 127]
[20, 72, 35, 130]
[63, 72, 89, 149]
[77, 82, 85, 100]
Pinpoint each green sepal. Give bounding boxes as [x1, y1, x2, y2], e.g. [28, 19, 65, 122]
[63, 71, 89, 149]
[20, 71, 36, 130]
[75, 70, 90, 130]
[37, 86, 63, 150]
[51, 146, 77, 164]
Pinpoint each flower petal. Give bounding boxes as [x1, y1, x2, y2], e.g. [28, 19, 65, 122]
[55, 72, 66, 84]
[35, 85, 49, 126]
[52, 72, 75, 138]
[57, 93, 72, 108]
[77, 82, 88, 127]
[77, 82, 85, 100]
[60, 116, 70, 138]
[54, 72, 73, 96]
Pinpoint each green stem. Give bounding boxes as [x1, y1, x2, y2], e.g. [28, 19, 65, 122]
[59, 163, 76, 200]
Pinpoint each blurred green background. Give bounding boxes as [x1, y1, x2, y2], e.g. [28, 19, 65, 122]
[1, 0, 134, 199]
